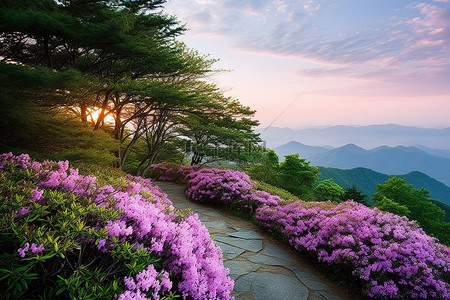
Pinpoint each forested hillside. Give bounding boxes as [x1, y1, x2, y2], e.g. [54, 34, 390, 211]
[318, 167, 450, 222]
[318, 167, 450, 206]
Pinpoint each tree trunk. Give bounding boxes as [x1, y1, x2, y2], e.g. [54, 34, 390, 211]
[80, 104, 88, 123]
[43, 35, 53, 68]
[93, 91, 110, 130]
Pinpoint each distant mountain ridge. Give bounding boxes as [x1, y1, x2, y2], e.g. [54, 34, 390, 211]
[318, 167, 450, 204]
[258, 124, 450, 149]
[274, 142, 450, 186]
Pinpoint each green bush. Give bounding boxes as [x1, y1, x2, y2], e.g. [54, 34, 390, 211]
[254, 180, 299, 201]
[315, 179, 344, 203]
[71, 162, 128, 187]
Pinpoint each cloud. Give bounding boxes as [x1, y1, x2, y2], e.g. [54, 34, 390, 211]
[165, 0, 450, 96]
[253, 1, 450, 84]
[165, 0, 322, 37]
[188, 11, 212, 27]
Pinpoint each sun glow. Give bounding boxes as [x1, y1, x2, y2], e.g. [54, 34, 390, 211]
[86, 107, 116, 124]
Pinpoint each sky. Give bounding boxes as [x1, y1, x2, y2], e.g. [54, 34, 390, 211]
[162, 0, 450, 129]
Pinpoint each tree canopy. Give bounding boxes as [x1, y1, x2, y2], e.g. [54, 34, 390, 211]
[278, 154, 319, 199]
[315, 179, 344, 203]
[373, 177, 450, 244]
[341, 185, 369, 205]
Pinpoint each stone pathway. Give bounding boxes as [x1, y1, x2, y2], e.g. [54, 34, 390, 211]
[155, 181, 355, 300]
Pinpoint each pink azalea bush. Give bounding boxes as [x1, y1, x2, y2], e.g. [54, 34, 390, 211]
[185, 168, 284, 212]
[256, 201, 450, 299]
[0, 153, 234, 299]
[150, 162, 201, 183]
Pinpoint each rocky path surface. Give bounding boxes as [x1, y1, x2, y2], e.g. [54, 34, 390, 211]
[155, 181, 355, 300]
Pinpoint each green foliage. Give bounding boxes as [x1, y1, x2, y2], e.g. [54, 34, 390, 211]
[342, 185, 369, 205]
[0, 96, 119, 165]
[373, 177, 450, 245]
[318, 166, 450, 207]
[314, 179, 344, 203]
[279, 154, 319, 198]
[375, 196, 411, 217]
[430, 199, 450, 222]
[254, 180, 299, 201]
[246, 150, 280, 186]
[71, 162, 128, 187]
[169, 83, 261, 168]
[247, 152, 319, 201]
[0, 158, 163, 299]
[0, 62, 86, 97]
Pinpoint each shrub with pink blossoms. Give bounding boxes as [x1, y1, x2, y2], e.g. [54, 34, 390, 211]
[256, 201, 450, 299]
[120, 265, 173, 300]
[184, 168, 284, 215]
[0, 153, 234, 300]
[150, 162, 201, 183]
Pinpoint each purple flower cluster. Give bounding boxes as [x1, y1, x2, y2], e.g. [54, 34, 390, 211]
[100, 186, 233, 299]
[150, 163, 175, 181]
[0, 152, 31, 169]
[17, 242, 45, 258]
[120, 265, 172, 300]
[150, 163, 201, 183]
[256, 201, 450, 299]
[185, 168, 283, 212]
[1, 153, 234, 300]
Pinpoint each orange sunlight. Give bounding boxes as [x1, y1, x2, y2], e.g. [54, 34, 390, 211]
[87, 107, 116, 124]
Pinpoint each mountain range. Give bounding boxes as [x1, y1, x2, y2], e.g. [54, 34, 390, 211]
[257, 124, 450, 149]
[274, 142, 450, 186]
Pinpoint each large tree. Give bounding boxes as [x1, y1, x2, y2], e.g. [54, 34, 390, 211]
[314, 179, 344, 203]
[126, 81, 260, 175]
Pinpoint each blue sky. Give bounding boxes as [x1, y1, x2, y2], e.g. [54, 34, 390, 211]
[163, 0, 450, 128]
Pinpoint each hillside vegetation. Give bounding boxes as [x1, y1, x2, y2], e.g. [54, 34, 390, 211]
[274, 141, 450, 186]
[318, 167, 450, 206]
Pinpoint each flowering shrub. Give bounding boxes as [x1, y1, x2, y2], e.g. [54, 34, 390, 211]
[150, 162, 176, 181]
[256, 201, 450, 299]
[150, 162, 200, 183]
[0, 153, 233, 299]
[185, 168, 284, 214]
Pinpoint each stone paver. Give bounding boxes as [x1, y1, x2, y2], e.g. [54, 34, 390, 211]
[251, 272, 310, 300]
[217, 242, 246, 259]
[262, 244, 296, 262]
[214, 234, 263, 252]
[203, 220, 229, 229]
[155, 181, 354, 300]
[225, 261, 262, 280]
[228, 230, 264, 240]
